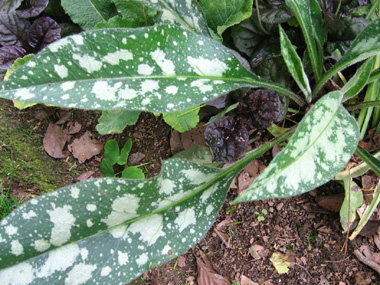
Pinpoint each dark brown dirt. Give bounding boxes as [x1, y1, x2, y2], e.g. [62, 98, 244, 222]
[1, 99, 379, 285]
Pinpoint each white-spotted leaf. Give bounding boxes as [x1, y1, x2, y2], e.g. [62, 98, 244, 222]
[0, 25, 304, 110]
[0, 159, 234, 284]
[233, 91, 360, 203]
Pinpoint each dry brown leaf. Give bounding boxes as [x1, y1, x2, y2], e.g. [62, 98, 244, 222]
[195, 250, 231, 285]
[237, 170, 255, 193]
[55, 111, 72, 124]
[319, 275, 330, 285]
[68, 131, 103, 163]
[170, 123, 207, 155]
[248, 244, 269, 260]
[43, 123, 69, 159]
[240, 275, 258, 285]
[127, 152, 146, 166]
[67, 121, 82, 134]
[214, 227, 231, 248]
[77, 170, 95, 182]
[316, 193, 345, 212]
[178, 255, 186, 268]
[245, 160, 266, 179]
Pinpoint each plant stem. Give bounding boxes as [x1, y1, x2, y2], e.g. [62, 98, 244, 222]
[366, 0, 380, 20]
[357, 55, 380, 140]
[344, 100, 380, 111]
[255, 0, 268, 34]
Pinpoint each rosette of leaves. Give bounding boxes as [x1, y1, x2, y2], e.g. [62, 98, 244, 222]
[204, 116, 249, 163]
[0, 0, 60, 74]
[237, 89, 281, 129]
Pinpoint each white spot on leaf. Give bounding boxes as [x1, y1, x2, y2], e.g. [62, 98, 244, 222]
[175, 207, 196, 232]
[11, 240, 23, 256]
[48, 205, 76, 246]
[128, 214, 165, 245]
[101, 194, 140, 227]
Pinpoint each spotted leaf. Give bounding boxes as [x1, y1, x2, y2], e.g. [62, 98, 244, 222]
[0, 159, 232, 284]
[0, 129, 293, 284]
[233, 91, 360, 203]
[0, 24, 304, 111]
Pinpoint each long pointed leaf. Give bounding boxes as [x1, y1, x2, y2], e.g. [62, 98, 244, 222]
[233, 91, 360, 203]
[314, 17, 380, 96]
[0, 25, 304, 110]
[0, 128, 294, 284]
[279, 26, 311, 102]
[286, 0, 323, 82]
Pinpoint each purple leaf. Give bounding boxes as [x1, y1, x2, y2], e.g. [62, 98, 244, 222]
[205, 116, 249, 163]
[0, 45, 27, 69]
[0, 11, 30, 46]
[0, 0, 23, 13]
[237, 89, 281, 129]
[27, 16, 61, 50]
[16, 0, 49, 18]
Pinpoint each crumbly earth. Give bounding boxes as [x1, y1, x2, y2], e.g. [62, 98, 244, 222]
[0, 99, 379, 285]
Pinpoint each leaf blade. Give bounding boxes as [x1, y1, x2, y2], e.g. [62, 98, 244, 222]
[0, 25, 304, 111]
[233, 91, 360, 203]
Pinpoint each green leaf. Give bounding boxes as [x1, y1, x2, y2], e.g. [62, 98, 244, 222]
[233, 91, 360, 203]
[355, 145, 380, 177]
[349, 180, 380, 240]
[340, 178, 363, 232]
[163, 106, 200, 132]
[138, 0, 210, 36]
[103, 139, 119, 165]
[4, 54, 36, 110]
[342, 59, 373, 102]
[0, 159, 233, 284]
[122, 166, 145, 179]
[199, 0, 253, 36]
[279, 26, 311, 102]
[99, 157, 115, 177]
[0, 127, 294, 284]
[286, 0, 324, 82]
[61, 0, 119, 30]
[94, 16, 143, 29]
[314, 17, 380, 96]
[96, 110, 140, 135]
[118, 138, 132, 166]
[173, 145, 222, 168]
[112, 0, 159, 27]
[0, 25, 304, 111]
[369, 66, 380, 84]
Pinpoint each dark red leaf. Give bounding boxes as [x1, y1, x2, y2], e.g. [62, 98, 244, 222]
[0, 11, 30, 46]
[27, 16, 61, 50]
[16, 0, 49, 18]
[238, 89, 281, 129]
[0, 45, 26, 69]
[205, 116, 249, 163]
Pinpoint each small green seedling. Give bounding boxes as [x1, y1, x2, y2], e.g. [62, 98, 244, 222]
[255, 209, 268, 222]
[100, 139, 145, 179]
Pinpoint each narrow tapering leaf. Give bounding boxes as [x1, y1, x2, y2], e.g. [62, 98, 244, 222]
[233, 91, 360, 203]
[314, 17, 380, 96]
[342, 59, 373, 102]
[279, 26, 311, 102]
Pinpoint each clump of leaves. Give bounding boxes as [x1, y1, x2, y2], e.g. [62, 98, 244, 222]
[0, 0, 60, 76]
[100, 139, 145, 179]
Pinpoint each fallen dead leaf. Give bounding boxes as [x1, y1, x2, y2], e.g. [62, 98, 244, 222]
[319, 275, 330, 285]
[77, 170, 95, 182]
[240, 275, 258, 285]
[214, 227, 231, 248]
[170, 123, 207, 154]
[43, 123, 69, 159]
[68, 131, 103, 163]
[55, 111, 72, 124]
[245, 160, 266, 179]
[249, 244, 269, 260]
[316, 193, 345, 212]
[177, 255, 186, 268]
[238, 170, 255, 193]
[127, 152, 146, 166]
[67, 121, 82, 134]
[269, 252, 291, 274]
[195, 249, 231, 285]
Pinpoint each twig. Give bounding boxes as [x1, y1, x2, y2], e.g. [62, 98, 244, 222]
[353, 249, 380, 275]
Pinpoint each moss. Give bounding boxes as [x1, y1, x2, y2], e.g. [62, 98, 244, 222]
[0, 101, 65, 194]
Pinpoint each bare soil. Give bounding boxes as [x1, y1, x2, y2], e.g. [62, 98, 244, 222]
[1, 99, 379, 285]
